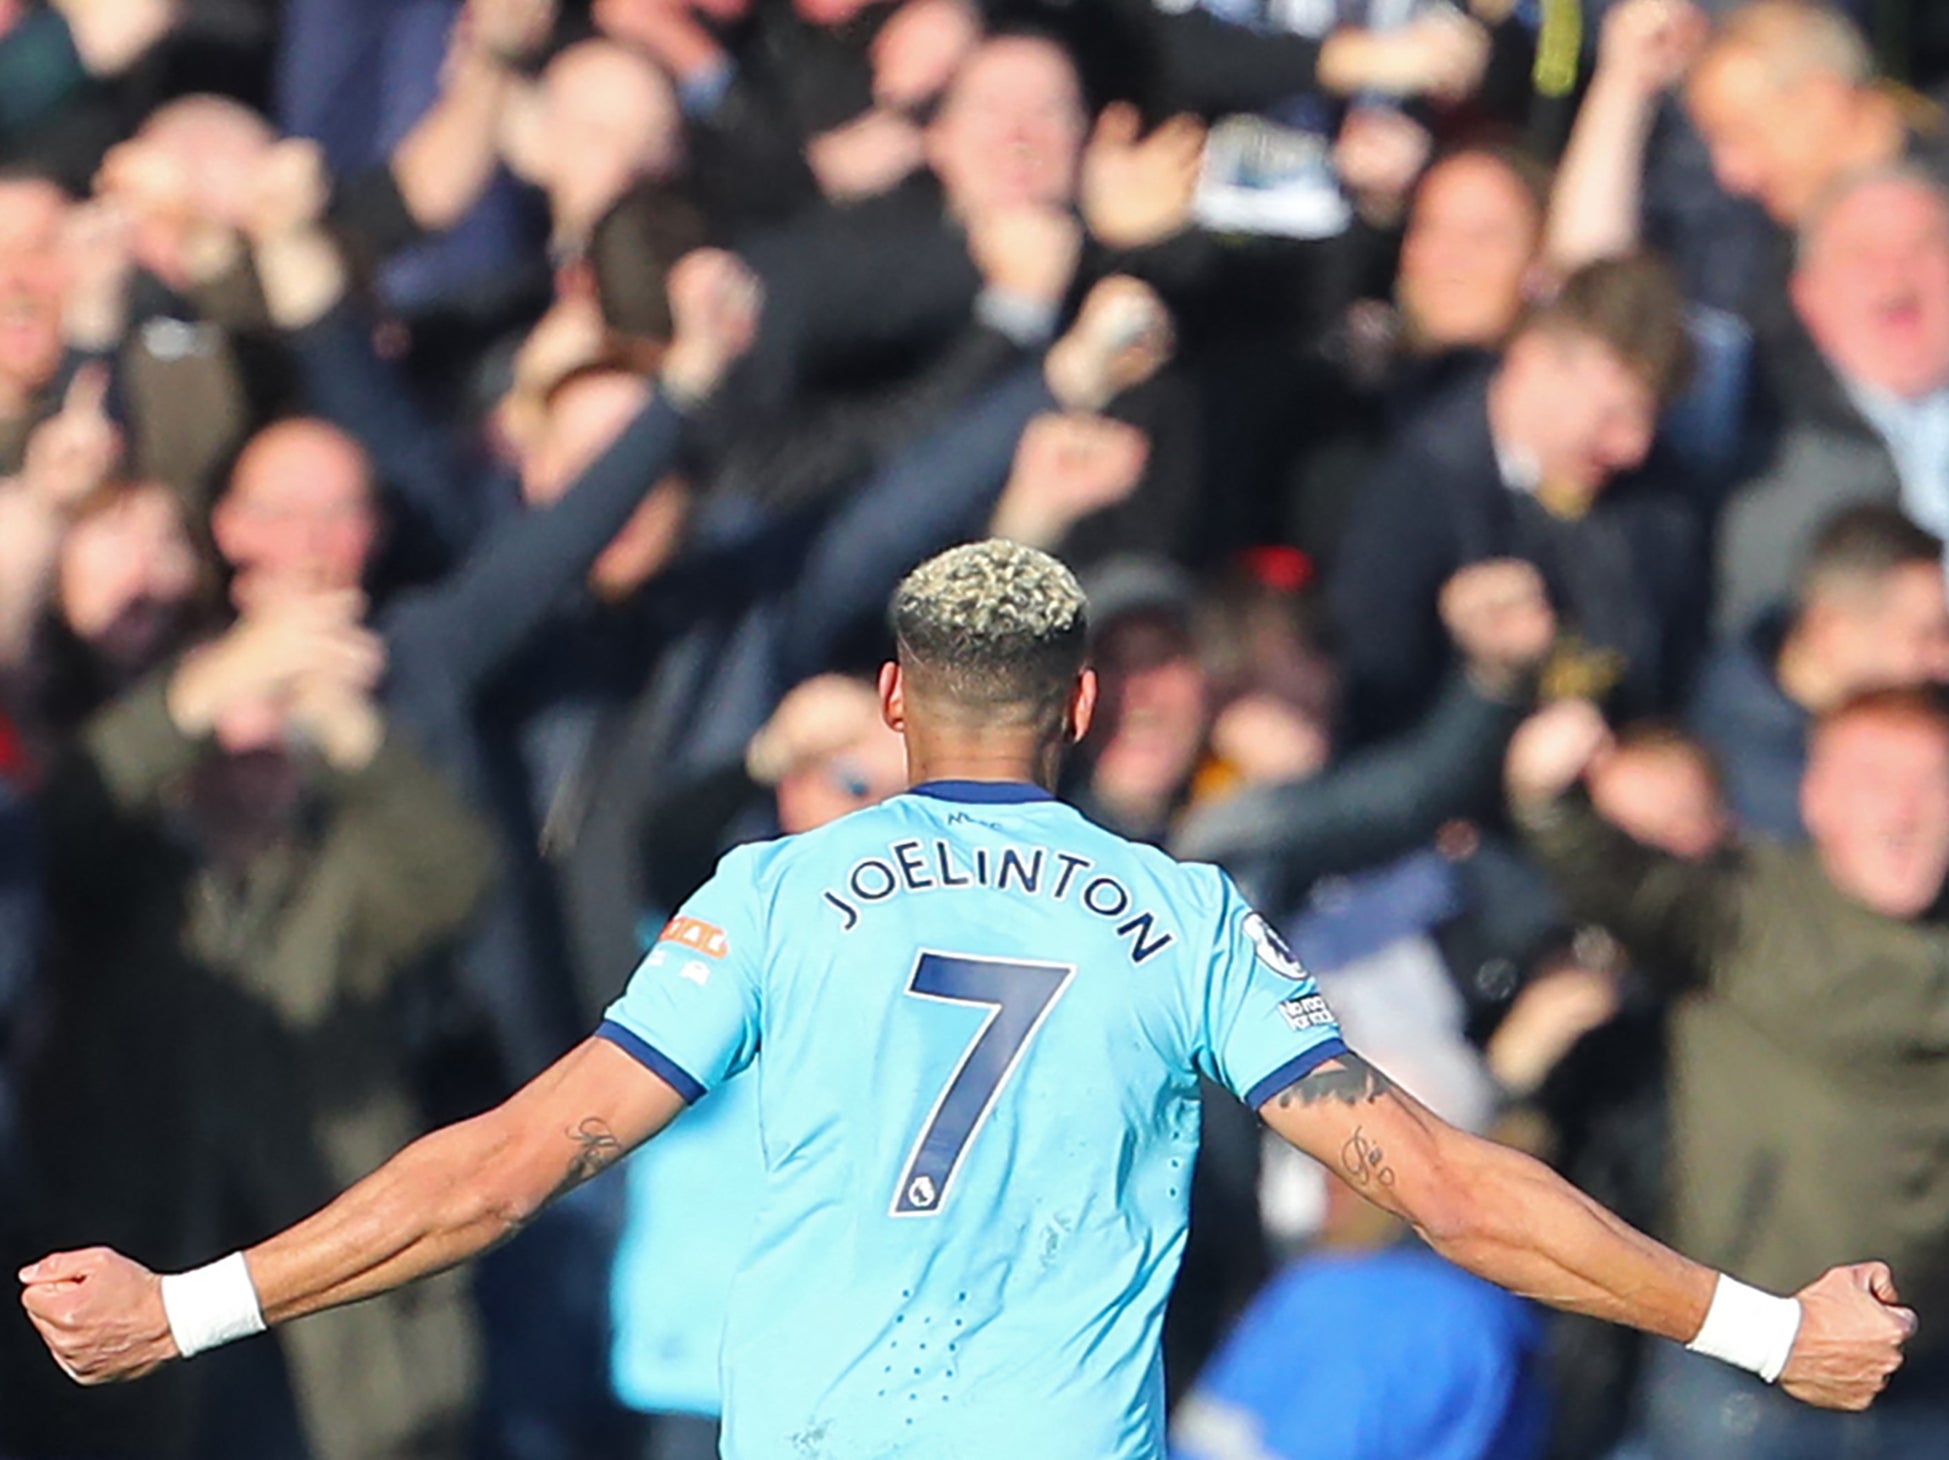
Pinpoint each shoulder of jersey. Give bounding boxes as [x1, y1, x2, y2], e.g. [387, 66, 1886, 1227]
[1027, 804, 1233, 924]
[1140, 849, 1231, 921]
[721, 796, 918, 884]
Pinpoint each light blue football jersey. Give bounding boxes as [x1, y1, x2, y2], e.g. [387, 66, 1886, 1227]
[599, 780, 1348, 1460]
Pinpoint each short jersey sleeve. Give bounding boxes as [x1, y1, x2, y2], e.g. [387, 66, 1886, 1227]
[598, 845, 765, 1102]
[1194, 869, 1348, 1109]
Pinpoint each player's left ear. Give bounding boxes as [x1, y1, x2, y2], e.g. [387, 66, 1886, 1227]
[879, 661, 907, 733]
[1066, 668, 1098, 743]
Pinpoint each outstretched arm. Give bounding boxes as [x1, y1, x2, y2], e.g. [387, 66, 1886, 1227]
[20, 1034, 685, 1384]
[1174, 558, 1554, 884]
[1147, 8, 1486, 114]
[1260, 1051, 1916, 1412]
[1546, 0, 1705, 273]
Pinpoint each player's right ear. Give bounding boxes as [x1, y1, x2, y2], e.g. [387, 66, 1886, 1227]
[879, 661, 906, 733]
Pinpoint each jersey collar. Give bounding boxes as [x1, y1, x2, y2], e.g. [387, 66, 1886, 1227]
[906, 779, 1054, 804]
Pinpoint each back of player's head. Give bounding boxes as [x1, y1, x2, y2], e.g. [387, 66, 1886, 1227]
[890, 539, 1089, 728]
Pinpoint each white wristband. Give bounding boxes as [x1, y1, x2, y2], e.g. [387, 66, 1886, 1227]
[160, 1252, 266, 1359]
[1686, 1273, 1802, 1383]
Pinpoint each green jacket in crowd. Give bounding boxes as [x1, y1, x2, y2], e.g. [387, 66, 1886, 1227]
[0, 673, 494, 1460]
[1520, 793, 1949, 1359]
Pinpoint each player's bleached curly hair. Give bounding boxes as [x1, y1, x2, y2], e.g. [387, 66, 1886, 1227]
[890, 539, 1089, 725]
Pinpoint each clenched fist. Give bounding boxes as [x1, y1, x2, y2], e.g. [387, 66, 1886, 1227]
[1505, 698, 1614, 810]
[1595, 0, 1709, 99]
[990, 412, 1150, 550]
[19, 1246, 176, 1386]
[1044, 276, 1174, 414]
[659, 248, 762, 406]
[1782, 1262, 1917, 1411]
[1439, 558, 1555, 697]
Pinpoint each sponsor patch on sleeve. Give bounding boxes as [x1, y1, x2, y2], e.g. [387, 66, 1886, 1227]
[659, 915, 730, 959]
[1277, 992, 1336, 1033]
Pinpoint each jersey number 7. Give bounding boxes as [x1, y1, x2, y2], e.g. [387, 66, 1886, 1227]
[891, 952, 1076, 1217]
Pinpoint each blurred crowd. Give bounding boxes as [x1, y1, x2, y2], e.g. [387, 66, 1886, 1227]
[2, 0, 1949, 1457]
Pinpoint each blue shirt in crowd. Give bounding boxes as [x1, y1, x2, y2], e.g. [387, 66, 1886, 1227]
[1171, 1246, 1549, 1460]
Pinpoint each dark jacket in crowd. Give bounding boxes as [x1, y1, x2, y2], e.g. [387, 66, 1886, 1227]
[1714, 352, 1903, 637]
[1, 678, 494, 1460]
[682, 0, 889, 233]
[1519, 792, 1949, 1367]
[727, 174, 1211, 536]
[1329, 366, 1707, 745]
[1687, 614, 1810, 841]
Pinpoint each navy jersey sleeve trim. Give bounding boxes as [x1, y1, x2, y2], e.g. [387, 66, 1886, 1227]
[1243, 1037, 1352, 1111]
[906, 779, 1052, 804]
[596, 1020, 707, 1104]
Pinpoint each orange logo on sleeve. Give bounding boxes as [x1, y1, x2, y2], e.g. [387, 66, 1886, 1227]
[660, 916, 730, 959]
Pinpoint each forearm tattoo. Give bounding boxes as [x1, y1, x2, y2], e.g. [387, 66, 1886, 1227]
[545, 1117, 623, 1205]
[1341, 1125, 1397, 1190]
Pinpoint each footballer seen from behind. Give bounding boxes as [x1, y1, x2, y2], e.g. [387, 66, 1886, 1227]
[21, 540, 1918, 1458]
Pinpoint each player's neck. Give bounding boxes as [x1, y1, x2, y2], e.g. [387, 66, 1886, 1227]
[904, 732, 1064, 795]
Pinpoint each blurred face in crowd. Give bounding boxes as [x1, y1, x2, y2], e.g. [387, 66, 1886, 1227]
[214, 420, 378, 607]
[140, 97, 274, 213]
[107, 97, 275, 283]
[927, 37, 1086, 216]
[1398, 152, 1542, 352]
[0, 178, 70, 407]
[1497, 326, 1658, 496]
[1803, 707, 1949, 918]
[1088, 610, 1208, 816]
[1587, 738, 1729, 862]
[534, 42, 682, 241]
[522, 369, 689, 600]
[775, 716, 908, 834]
[1791, 177, 1949, 401]
[1799, 561, 1949, 701]
[58, 481, 202, 674]
[1685, 41, 1862, 225]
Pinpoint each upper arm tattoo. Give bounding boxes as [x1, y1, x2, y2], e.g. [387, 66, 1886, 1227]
[1273, 1054, 1400, 1191]
[1271, 1052, 1393, 1110]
